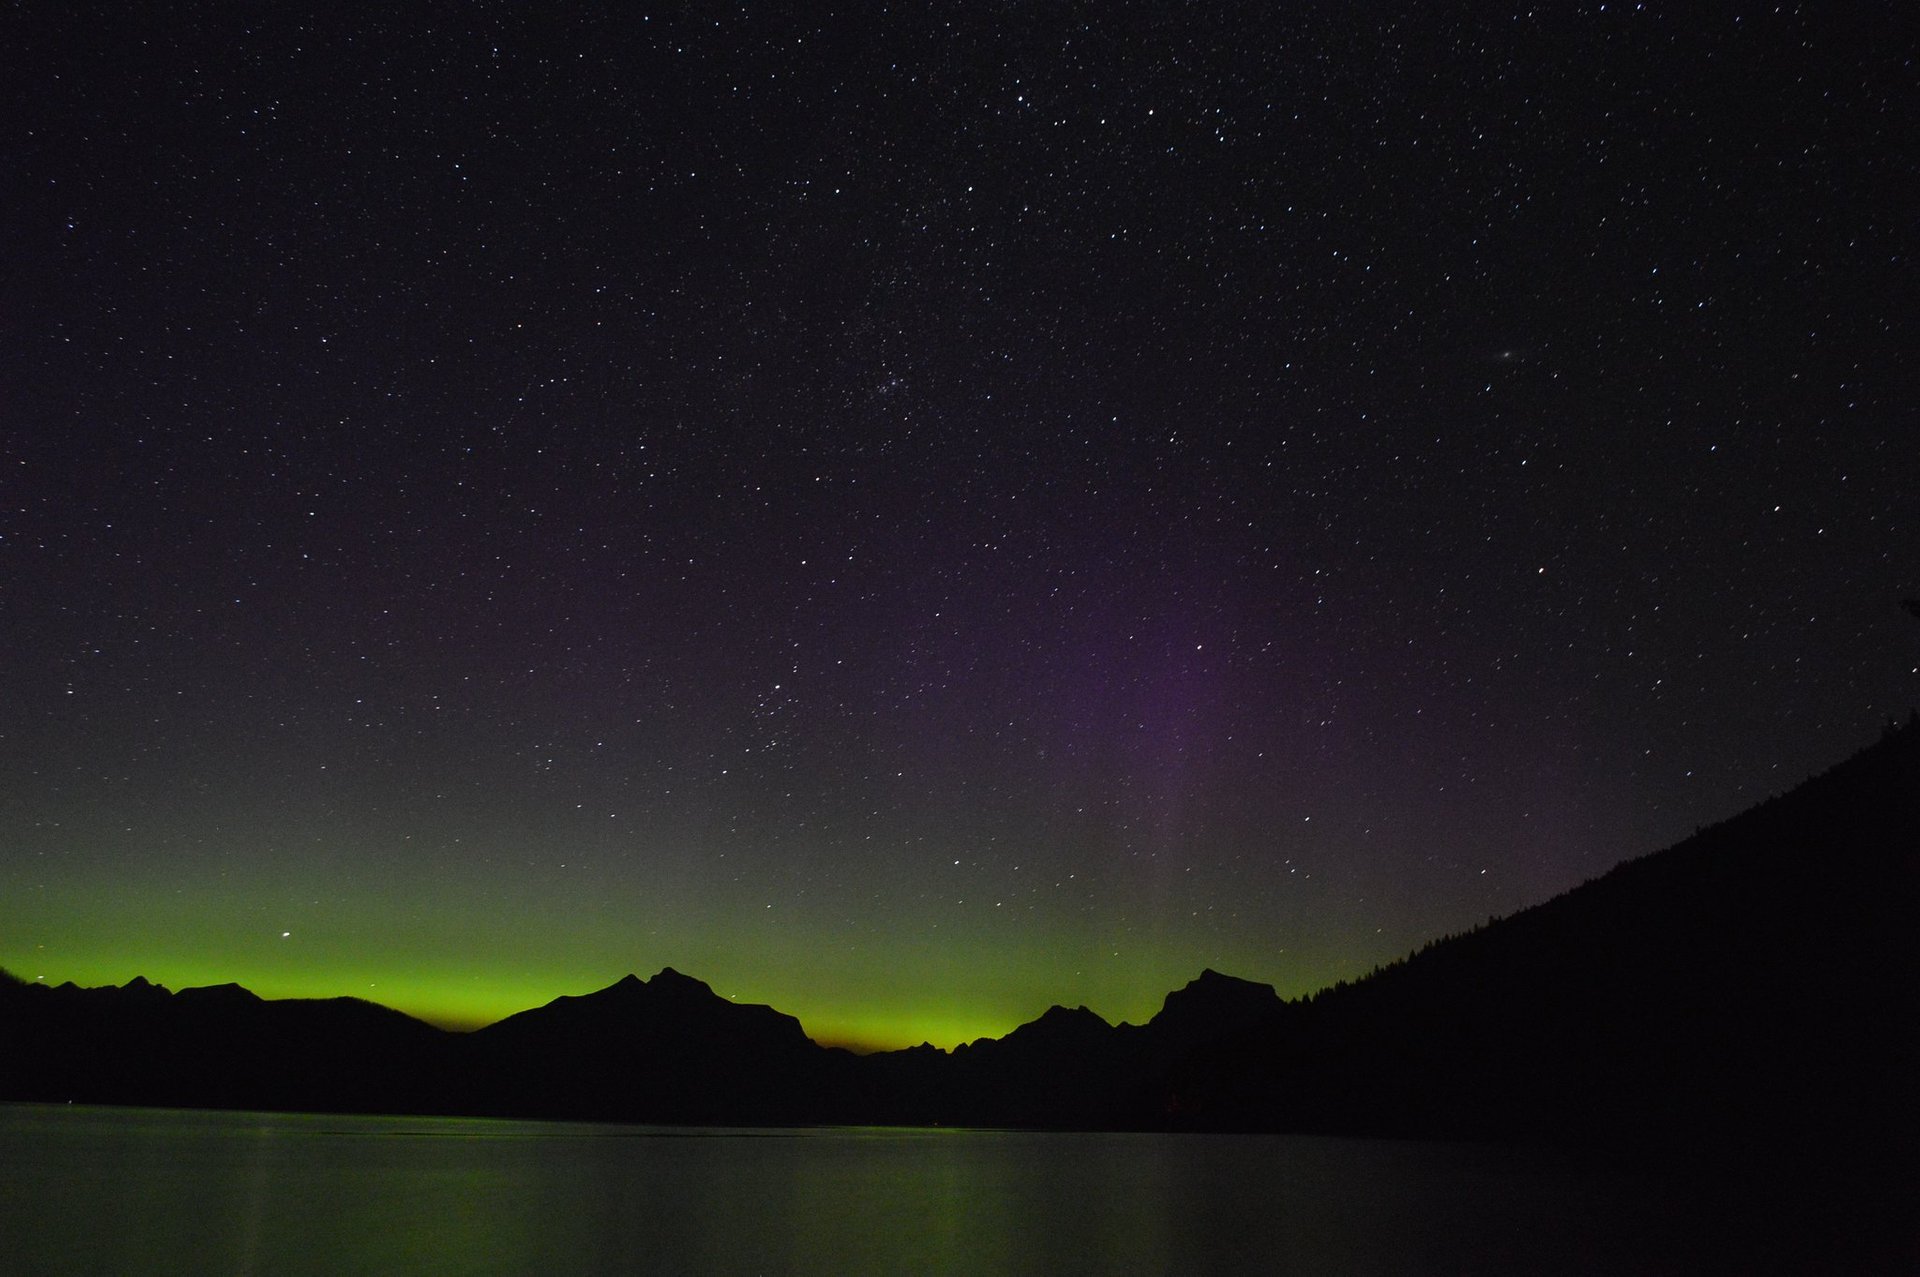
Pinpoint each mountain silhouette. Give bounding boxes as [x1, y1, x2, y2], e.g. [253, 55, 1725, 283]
[1142, 716, 1920, 1152]
[0, 970, 452, 1115]
[460, 968, 837, 1123]
[1146, 968, 1283, 1051]
[4, 718, 1914, 1150]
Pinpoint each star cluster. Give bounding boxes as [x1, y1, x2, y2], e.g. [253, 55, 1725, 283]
[3, 4, 1912, 1049]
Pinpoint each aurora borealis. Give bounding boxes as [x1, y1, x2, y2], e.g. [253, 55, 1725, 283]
[3, 4, 1913, 1052]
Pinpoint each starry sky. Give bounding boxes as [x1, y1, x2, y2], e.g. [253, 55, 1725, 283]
[3, 3, 1913, 1051]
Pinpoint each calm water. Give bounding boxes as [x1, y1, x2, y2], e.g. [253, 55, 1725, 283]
[0, 1105, 1901, 1274]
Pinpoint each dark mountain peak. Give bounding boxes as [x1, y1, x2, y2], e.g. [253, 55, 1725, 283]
[648, 967, 715, 996]
[988, 1003, 1115, 1054]
[593, 969, 712, 1000]
[1160, 969, 1277, 1011]
[477, 967, 813, 1058]
[1196, 967, 1267, 990]
[452, 966, 823, 1123]
[1148, 970, 1282, 1045]
[1039, 1003, 1106, 1026]
[177, 983, 263, 1007]
[121, 976, 170, 995]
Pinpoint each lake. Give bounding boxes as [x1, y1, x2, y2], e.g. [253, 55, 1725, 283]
[0, 1104, 1902, 1274]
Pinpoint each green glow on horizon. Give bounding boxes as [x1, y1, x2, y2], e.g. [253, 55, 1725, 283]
[0, 938, 1368, 1051]
[1, 842, 1390, 1051]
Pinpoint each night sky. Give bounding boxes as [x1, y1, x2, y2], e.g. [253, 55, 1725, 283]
[4, 3, 1913, 1051]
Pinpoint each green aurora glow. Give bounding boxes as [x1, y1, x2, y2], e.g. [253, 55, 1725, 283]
[5, 5, 1911, 1062]
[2, 854, 1372, 1051]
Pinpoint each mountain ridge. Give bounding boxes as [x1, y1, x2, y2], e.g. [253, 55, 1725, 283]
[5, 719, 1914, 1148]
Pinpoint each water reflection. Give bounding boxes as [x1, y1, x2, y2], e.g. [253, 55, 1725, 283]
[0, 1105, 1899, 1274]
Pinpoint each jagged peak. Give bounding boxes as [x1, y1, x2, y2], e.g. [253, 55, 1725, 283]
[1004, 1003, 1114, 1040]
[649, 967, 717, 996]
[1185, 968, 1267, 991]
[553, 974, 647, 1006]
[1169, 968, 1275, 997]
[1151, 969, 1280, 1033]
[593, 971, 714, 995]
[1038, 1003, 1106, 1022]
[178, 982, 262, 1002]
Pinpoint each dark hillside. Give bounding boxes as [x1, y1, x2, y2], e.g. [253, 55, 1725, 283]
[1154, 719, 1920, 1151]
[0, 972, 455, 1115]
